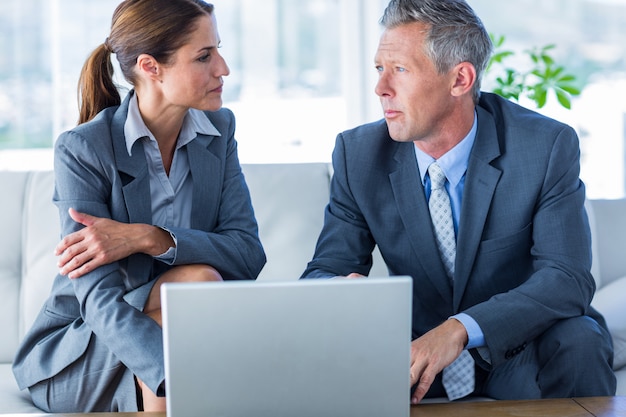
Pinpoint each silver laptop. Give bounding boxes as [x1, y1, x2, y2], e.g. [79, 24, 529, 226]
[161, 276, 412, 417]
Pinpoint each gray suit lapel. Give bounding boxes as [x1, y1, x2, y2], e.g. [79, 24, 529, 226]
[111, 97, 222, 231]
[111, 94, 152, 225]
[389, 143, 453, 302]
[187, 134, 221, 230]
[110, 93, 156, 285]
[454, 106, 502, 310]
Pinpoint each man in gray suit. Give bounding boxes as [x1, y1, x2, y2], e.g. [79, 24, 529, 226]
[302, 0, 615, 404]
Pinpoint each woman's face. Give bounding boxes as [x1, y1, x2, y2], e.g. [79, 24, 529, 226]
[159, 13, 230, 112]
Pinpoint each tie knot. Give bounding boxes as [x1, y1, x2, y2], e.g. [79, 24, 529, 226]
[428, 162, 447, 190]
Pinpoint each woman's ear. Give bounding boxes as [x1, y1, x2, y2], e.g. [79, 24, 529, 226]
[136, 54, 162, 83]
[450, 62, 476, 98]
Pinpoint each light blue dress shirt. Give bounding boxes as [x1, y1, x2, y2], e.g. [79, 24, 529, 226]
[123, 93, 221, 263]
[414, 112, 485, 349]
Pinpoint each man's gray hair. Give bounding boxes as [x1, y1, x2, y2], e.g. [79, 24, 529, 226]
[381, 0, 493, 103]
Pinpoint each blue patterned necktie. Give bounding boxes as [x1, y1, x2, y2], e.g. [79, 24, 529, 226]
[427, 162, 475, 401]
[427, 162, 455, 279]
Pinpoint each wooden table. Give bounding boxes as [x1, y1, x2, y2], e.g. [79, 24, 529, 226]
[3, 396, 624, 416]
[575, 396, 626, 416]
[413, 396, 626, 416]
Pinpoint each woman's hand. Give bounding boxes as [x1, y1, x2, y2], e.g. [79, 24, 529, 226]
[56, 208, 174, 278]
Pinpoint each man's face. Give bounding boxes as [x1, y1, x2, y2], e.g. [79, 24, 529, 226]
[374, 22, 457, 144]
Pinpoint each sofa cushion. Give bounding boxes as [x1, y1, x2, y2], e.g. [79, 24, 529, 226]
[242, 163, 389, 280]
[20, 171, 59, 338]
[0, 363, 43, 413]
[0, 172, 29, 363]
[586, 199, 626, 288]
[592, 275, 626, 369]
[242, 163, 330, 281]
[584, 199, 601, 288]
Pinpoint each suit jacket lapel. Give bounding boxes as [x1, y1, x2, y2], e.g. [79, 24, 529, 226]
[111, 94, 152, 225]
[453, 105, 502, 310]
[110, 93, 155, 283]
[389, 142, 453, 302]
[187, 134, 221, 230]
[111, 97, 222, 231]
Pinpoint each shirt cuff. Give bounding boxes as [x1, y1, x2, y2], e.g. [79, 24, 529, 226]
[154, 227, 177, 264]
[451, 312, 485, 350]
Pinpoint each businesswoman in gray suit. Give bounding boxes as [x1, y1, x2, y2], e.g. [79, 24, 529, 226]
[12, 0, 266, 412]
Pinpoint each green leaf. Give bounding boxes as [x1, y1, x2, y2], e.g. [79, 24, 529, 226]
[529, 52, 540, 65]
[558, 74, 576, 83]
[559, 85, 581, 95]
[533, 87, 548, 108]
[489, 33, 506, 48]
[556, 89, 572, 109]
[491, 51, 515, 63]
[486, 33, 582, 110]
[530, 69, 547, 80]
[541, 54, 555, 66]
[550, 66, 564, 78]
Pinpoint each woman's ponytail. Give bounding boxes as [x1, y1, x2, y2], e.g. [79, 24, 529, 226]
[77, 43, 120, 125]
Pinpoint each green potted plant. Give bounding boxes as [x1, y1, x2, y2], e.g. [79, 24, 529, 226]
[487, 34, 581, 109]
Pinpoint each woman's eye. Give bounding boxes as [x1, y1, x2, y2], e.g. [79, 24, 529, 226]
[198, 54, 210, 62]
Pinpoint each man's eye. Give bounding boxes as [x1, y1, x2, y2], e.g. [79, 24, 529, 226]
[397, 67, 406, 72]
[375, 65, 383, 72]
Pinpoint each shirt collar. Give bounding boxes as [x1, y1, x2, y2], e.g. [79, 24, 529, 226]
[415, 111, 478, 187]
[123, 91, 221, 156]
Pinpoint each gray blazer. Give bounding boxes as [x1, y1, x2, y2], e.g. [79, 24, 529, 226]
[303, 92, 608, 369]
[13, 93, 266, 396]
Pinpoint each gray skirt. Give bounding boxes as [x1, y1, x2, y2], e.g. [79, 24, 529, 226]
[29, 279, 157, 413]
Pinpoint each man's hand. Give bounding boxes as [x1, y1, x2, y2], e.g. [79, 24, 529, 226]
[410, 318, 468, 404]
[56, 208, 173, 279]
[332, 272, 365, 279]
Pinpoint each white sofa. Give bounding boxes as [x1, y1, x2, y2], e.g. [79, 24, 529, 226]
[1, 164, 625, 413]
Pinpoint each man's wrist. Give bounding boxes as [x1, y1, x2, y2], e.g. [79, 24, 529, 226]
[451, 313, 485, 349]
[447, 317, 469, 347]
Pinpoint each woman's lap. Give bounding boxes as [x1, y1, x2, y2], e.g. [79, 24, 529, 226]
[29, 279, 161, 412]
[29, 334, 139, 412]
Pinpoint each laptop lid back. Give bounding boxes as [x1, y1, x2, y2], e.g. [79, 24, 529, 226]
[162, 277, 412, 417]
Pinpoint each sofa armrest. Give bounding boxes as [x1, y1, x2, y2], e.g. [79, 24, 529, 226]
[592, 276, 626, 370]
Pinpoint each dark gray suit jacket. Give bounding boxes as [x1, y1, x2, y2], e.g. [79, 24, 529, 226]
[303, 92, 608, 369]
[13, 93, 266, 395]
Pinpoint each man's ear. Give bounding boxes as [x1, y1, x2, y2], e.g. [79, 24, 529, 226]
[136, 54, 161, 82]
[450, 62, 476, 98]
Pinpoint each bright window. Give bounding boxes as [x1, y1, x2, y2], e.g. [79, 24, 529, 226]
[1, 0, 625, 199]
[471, 0, 626, 198]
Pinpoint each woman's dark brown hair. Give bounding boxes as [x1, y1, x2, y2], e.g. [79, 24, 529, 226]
[77, 0, 214, 124]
